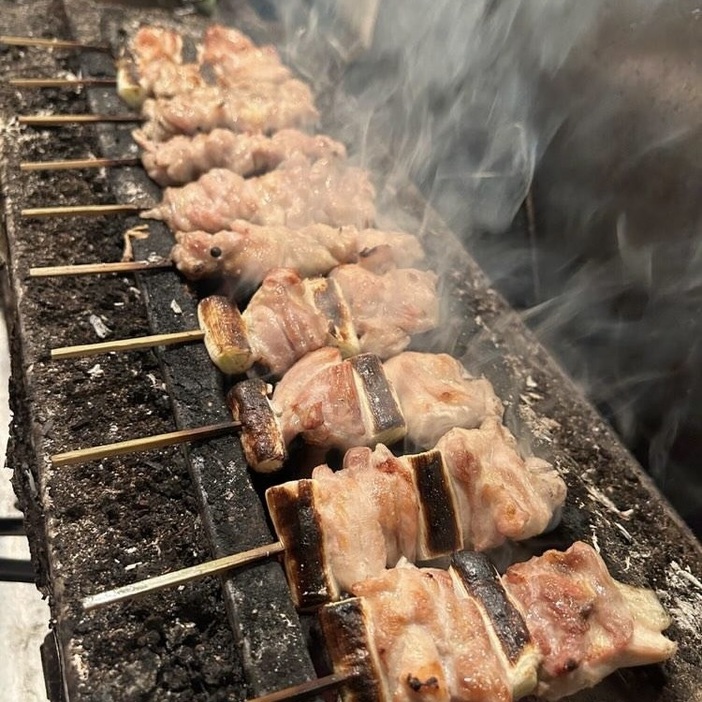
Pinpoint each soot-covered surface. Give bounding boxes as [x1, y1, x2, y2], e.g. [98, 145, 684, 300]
[2, 1, 702, 701]
[2, 1, 312, 700]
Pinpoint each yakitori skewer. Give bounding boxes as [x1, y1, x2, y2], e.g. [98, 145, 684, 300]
[29, 260, 172, 278]
[82, 541, 285, 611]
[10, 78, 117, 88]
[80, 425, 565, 609]
[18, 114, 142, 126]
[21, 203, 144, 218]
[51, 330, 206, 360]
[0, 35, 110, 52]
[20, 156, 140, 172]
[51, 421, 239, 467]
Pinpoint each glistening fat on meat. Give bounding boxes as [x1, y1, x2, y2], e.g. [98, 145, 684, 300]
[320, 545, 675, 702]
[228, 348, 407, 471]
[171, 224, 424, 286]
[266, 421, 565, 608]
[141, 155, 376, 231]
[134, 128, 347, 186]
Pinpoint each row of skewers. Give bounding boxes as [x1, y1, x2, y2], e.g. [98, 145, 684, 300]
[4, 21, 676, 702]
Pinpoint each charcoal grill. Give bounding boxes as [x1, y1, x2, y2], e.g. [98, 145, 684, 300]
[1, 1, 701, 701]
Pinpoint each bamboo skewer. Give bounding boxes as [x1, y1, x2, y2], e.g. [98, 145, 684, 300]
[82, 541, 286, 611]
[248, 673, 353, 702]
[51, 329, 206, 360]
[21, 203, 145, 218]
[10, 77, 117, 88]
[29, 260, 172, 278]
[20, 156, 140, 172]
[18, 114, 142, 126]
[51, 421, 240, 467]
[0, 35, 111, 52]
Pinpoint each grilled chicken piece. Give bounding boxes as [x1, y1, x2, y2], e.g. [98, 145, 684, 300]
[330, 265, 439, 358]
[437, 418, 566, 550]
[266, 422, 563, 606]
[118, 25, 297, 109]
[171, 225, 424, 286]
[171, 223, 359, 287]
[133, 128, 347, 187]
[142, 156, 375, 231]
[116, 27, 203, 108]
[383, 352, 504, 448]
[273, 348, 405, 450]
[268, 445, 419, 605]
[229, 348, 407, 471]
[345, 565, 519, 702]
[196, 263, 438, 376]
[139, 79, 319, 141]
[321, 548, 674, 702]
[243, 268, 360, 376]
[200, 24, 293, 87]
[267, 445, 461, 606]
[503, 541, 677, 700]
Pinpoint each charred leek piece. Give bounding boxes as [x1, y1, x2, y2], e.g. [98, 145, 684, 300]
[350, 354, 406, 447]
[227, 378, 286, 472]
[450, 551, 540, 699]
[266, 479, 338, 609]
[407, 449, 462, 560]
[116, 58, 146, 110]
[197, 295, 253, 375]
[319, 598, 389, 702]
[304, 276, 360, 357]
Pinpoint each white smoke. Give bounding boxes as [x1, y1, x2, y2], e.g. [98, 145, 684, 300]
[218, 0, 700, 531]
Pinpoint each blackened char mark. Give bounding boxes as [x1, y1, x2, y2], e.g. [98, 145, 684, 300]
[266, 480, 335, 609]
[227, 378, 286, 471]
[408, 449, 462, 557]
[450, 550, 532, 664]
[319, 598, 386, 702]
[349, 354, 405, 436]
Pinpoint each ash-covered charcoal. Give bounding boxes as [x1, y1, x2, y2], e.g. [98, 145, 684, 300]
[2, 2, 315, 701]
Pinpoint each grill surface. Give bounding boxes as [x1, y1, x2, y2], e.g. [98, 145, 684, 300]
[1, 1, 702, 701]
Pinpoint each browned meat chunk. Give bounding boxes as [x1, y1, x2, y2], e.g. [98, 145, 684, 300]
[139, 80, 319, 141]
[503, 541, 677, 700]
[142, 155, 375, 231]
[437, 418, 566, 550]
[171, 225, 423, 285]
[330, 265, 439, 358]
[383, 352, 504, 448]
[351, 565, 516, 702]
[134, 127, 347, 186]
[243, 269, 359, 376]
[171, 223, 359, 286]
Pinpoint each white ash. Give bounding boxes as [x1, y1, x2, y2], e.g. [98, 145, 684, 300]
[170, 299, 183, 315]
[86, 364, 104, 379]
[88, 314, 111, 339]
